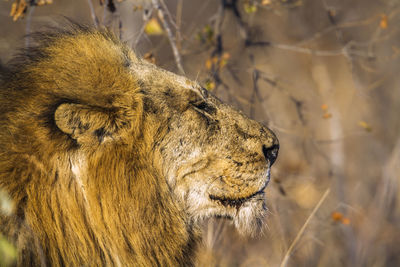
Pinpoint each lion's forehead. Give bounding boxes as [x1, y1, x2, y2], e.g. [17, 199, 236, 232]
[131, 61, 203, 95]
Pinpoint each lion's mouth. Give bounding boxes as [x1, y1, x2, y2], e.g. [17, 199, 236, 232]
[209, 189, 265, 209]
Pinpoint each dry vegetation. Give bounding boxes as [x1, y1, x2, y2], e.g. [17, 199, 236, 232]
[1, 0, 400, 266]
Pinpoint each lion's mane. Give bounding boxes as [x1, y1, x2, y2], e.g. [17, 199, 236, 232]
[0, 25, 199, 266]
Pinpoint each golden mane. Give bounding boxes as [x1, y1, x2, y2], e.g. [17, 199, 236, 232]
[0, 25, 198, 266]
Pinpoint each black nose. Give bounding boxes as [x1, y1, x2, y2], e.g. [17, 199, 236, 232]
[262, 144, 279, 165]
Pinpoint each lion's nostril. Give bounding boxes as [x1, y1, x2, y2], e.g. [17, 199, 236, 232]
[262, 144, 279, 165]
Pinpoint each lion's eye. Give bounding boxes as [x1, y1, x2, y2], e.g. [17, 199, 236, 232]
[200, 87, 209, 98]
[191, 101, 216, 115]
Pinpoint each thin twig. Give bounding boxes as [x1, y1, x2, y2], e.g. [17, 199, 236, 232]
[119, 19, 123, 40]
[102, 0, 108, 26]
[152, 0, 185, 74]
[159, 0, 177, 29]
[296, 13, 383, 46]
[133, 8, 153, 49]
[213, 0, 225, 56]
[272, 43, 343, 56]
[249, 69, 258, 118]
[209, 0, 226, 94]
[280, 188, 331, 267]
[225, 0, 248, 40]
[86, 0, 99, 28]
[289, 96, 305, 125]
[175, 0, 183, 50]
[25, 5, 35, 48]
[102, 0, 116, 28]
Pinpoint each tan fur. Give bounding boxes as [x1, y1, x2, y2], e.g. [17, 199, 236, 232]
[0, 25, 278, 266]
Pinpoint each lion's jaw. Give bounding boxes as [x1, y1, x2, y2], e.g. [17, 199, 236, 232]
[169, 154, 272, 237]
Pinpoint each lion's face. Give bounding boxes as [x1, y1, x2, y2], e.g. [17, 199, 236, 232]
[131, 61, 279, 235]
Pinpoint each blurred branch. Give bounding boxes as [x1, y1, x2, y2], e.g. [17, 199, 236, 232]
[152, 0, 185, 75]
[249, 68, 259, 118]
[247, 41, 351, 57]
[25, 3, 35, 48]
[289, 96, 305, 125]
[102, 0, 116, 28]
[213, 0, 225, 56]
[256, 69, 306, 125]
[100, 0, 124, 40]
[223, 0, 248, 40]
[175, 0, 183, 50]
[296, 7, 400, 46]
[133, 8, 153, 49]
[86, 0, 99, 28]
[248, 54, 270, 119]
[272, 43, 344, 56]
[209, 0, 226, 93]
[380, 138, 400, 213]
[280, 188, 331, 267]
[159, 0, 177, 29]
[323, 0, 364, 99]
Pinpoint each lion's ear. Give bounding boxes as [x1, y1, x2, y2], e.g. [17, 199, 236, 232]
[54, 103, 126, 144]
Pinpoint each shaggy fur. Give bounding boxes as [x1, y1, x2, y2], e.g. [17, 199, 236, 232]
[0, 25, 279, 266]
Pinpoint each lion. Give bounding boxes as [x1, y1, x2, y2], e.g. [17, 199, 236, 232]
[0, 24, 279, 266]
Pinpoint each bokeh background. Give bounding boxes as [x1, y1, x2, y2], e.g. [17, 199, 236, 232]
[1, 0, 400, 266]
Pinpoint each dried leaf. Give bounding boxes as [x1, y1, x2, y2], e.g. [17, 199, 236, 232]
[133, 5, 143, 11]
[204, 80, 215, 91]
[331, 211, 343, 222]
[219, 52, 230, 68]
[244, 3, 257, 14]
[380, 14, 388, 29]
[144, 18, 164, 35]
[203, 25, 214, 43]
[323, 112, 332, 119]
[37, 0, 53, 5]
[320, 104, 328, 111]
[358, 121, 372, 132]
[341, 217, 351, 225]
[205, 58, 212, 70]
[331, 211, 351, 225]
[10, 0, 27, 21]
[261, 0, 272, 5]
[143, 52, 156, 64]
[196, 25, 215, 44]
[10, 3, 17, 16]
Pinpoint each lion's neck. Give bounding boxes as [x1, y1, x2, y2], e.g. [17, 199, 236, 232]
[16, 153, 200, 266]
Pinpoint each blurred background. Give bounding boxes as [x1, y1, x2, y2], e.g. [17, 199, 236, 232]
[1, 0, 400, 266]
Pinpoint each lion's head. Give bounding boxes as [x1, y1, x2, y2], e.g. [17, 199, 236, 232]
[136, 64, 279, 236]
[0, 25, 278, 265]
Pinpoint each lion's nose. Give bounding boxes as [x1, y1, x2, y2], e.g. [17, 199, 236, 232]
[262, 144, 279, 166]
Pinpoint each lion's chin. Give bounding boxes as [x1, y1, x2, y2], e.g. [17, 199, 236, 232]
[182, 185, 268, 237]
[232, 198, 267, 237]
[211, 194, 267, 237]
